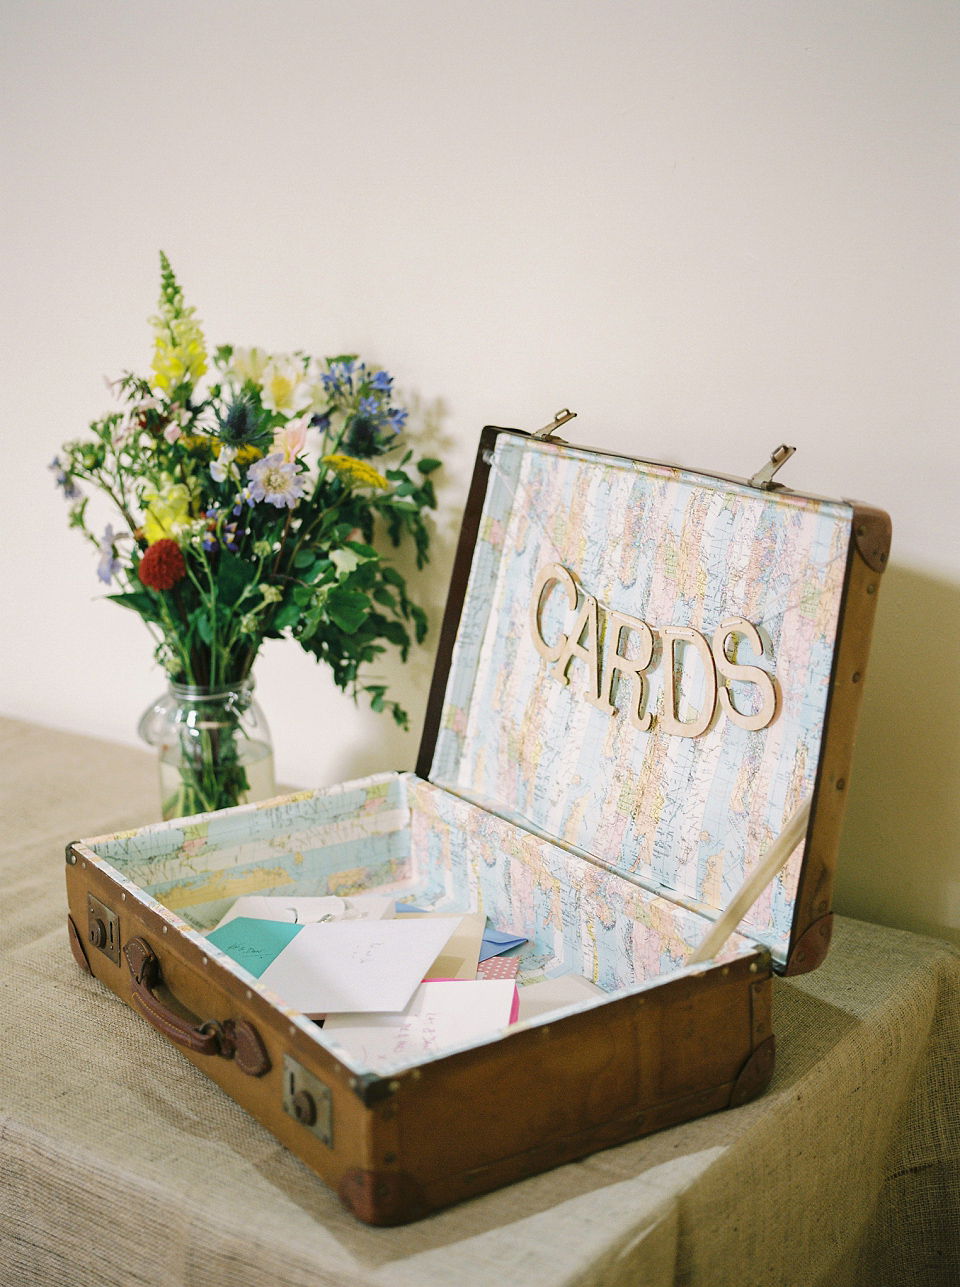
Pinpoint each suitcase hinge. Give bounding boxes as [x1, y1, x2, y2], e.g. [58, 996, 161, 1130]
[532, 408, 577, 442]
[748, 444, 796, 490]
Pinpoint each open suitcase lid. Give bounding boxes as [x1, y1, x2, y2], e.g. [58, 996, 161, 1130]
[418, 426, 890, 974]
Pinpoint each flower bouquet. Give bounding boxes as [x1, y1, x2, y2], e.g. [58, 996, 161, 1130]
[52, 254, 438, 818]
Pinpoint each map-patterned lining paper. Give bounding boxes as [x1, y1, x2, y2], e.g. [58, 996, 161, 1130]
[430, 436, 852, 964]
[86, 771, 754, 1074]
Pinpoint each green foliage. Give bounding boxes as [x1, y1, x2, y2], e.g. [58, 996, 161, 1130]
[53, 255, 441, 730]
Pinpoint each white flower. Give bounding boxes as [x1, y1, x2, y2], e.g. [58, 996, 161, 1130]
[210, 445, 239, 483]
[227, 346, 270, 386]
[260, 354, 313, 418]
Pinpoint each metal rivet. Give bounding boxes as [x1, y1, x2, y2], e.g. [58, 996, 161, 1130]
[246, 989, 252, 999]
[81, 861, 86, 870]
[162, 925, 168, 934]
[388, 1080, 400, 1094]
[722, 966, 729, 976]
[866, 584, 876, 595]
[202, 956, 208, 965]
[749, 962, 758, 973]
[541, 1025, 551, 1038]
[349, 1077, 357, 1089]
[289, 1025, 295, 1036]
[852, 672, 861, 683]
[836, 778, 846, 790]
[411, 1068, 421, 1080]
[121, 892, 126, 901]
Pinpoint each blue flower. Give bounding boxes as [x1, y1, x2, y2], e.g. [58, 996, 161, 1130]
[321, 359, 355, 393]
[310, 412, 332, 432]
[97, 524, 120, 585]
[370, 370, 392, 391]
[387, 407, 408, 432]
[49, 455, 81, 500]
[358, 396, 380, 418]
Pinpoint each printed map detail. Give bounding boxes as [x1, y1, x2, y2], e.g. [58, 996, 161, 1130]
[431, 436, 851, 963]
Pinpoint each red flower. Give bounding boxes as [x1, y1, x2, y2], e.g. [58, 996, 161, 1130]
[138, 539, 186, 591]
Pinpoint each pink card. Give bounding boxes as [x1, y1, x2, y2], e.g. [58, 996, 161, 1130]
[477, 955, 520, 981]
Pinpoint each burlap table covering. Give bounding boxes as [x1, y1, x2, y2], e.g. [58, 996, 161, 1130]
[1, 715, 957, 1286]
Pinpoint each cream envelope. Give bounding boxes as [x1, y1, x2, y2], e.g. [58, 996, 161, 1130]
[325, 979, 519, 1074]
[515, 974, 606, 1023]
[413, 912, 486, 980]
[258, 917, 463, 1017]
[213, 892, 396, 929]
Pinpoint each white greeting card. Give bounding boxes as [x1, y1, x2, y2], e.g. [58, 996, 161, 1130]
[325, 979, 519, 1072]
[258, 917, 463, 1016]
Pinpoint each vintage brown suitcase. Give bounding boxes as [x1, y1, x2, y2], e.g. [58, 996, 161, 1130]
[65, 423, 890, 1225]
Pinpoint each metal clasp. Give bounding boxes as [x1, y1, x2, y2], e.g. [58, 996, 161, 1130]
[532, 409, 577, 442]
[748, 444, 796, 490]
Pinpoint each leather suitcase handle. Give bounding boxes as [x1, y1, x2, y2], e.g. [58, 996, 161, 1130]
[124, 937, 271, 1076]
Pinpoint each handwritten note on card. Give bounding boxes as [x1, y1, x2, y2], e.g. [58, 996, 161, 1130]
[258, 917, 463, 1016]
[206, 917, 303, 977]
[325, 979, 519, 1073]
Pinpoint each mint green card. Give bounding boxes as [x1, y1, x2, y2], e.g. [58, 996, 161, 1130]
[207, 916, 303, 977]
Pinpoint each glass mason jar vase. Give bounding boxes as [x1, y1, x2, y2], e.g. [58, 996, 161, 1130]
[137, 678, 276, 820]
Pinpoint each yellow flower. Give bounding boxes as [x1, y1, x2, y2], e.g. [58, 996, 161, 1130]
[321, 454, 388, 489]
[179, 433, 215, 459]
[147, 257, 208, 395]
[151, 327, 207, 395]
[210, 440, 262, 466]
[142, 483, 192, 544]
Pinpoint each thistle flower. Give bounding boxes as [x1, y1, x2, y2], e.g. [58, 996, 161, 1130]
[215, 389, 272, 452]
[342, 414, 381, 459]
[247, 453, 307, 508]
[138, 539, 186, 591]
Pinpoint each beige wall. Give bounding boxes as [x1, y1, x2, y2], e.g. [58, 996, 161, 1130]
[2, 1, 958, 945]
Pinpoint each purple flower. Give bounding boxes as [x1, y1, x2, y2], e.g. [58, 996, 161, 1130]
[97, 524, 120, 585]
[49, 455, 81, 500]
[246, 453, 307, 509]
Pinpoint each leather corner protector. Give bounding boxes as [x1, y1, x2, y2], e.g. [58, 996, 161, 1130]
[339, 1168, 429, 1226]
[847, 503, 892, 574]
[67, 914, 93, 975]
[352, 1073, 396, 1107]
[729, 1035, 775, 1108]
[785, 913, 834, 976]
